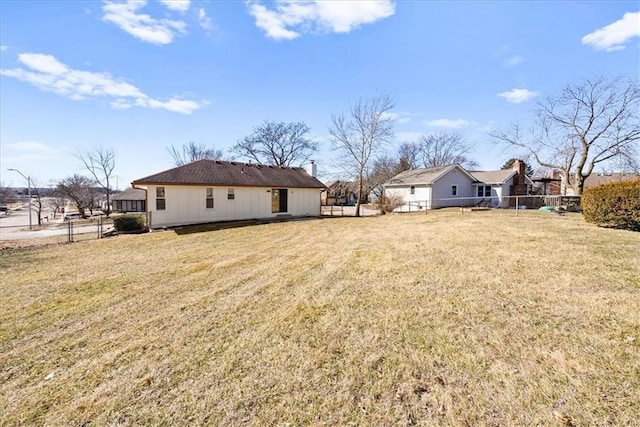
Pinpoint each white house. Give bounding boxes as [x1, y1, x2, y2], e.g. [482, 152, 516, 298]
[383, 160, 532, 211]
[132, 160, 325, 228]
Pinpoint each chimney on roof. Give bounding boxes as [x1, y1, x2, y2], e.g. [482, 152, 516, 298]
[306, 160, 317, 178]
[512, 159, 526, 185]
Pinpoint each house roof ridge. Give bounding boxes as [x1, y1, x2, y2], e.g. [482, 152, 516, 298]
[131, 158, 324, 189]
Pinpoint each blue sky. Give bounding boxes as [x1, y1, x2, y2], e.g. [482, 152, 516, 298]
[1, 0, 639, 189]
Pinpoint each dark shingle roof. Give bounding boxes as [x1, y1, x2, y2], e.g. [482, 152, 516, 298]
[469, 169, 516, 184]
[111, 187, 146, 201]
[132, 160, 325, 189]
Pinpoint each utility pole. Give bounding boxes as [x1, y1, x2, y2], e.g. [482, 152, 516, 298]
[7, 168, 32, 230]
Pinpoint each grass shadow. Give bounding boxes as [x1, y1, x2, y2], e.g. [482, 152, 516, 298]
[171, 216, 323, 235]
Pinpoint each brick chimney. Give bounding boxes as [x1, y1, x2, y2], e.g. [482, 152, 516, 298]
[509, 160, 528, 204]
[512, 159, 526, 185]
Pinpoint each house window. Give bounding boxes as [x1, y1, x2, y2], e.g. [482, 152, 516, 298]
[339, 189, 346, 197]
[206, 187, 214, 209]
[410, 186, 415, 195]
[227, 188, 235, 200]
[329, 189, 335, 197]
[156, 187, 166, 210]
[451, 185, 458, 196]
[477, 185, 491, 197]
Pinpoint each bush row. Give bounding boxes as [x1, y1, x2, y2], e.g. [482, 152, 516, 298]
[582, 178, 640, 231]
[113, 214, 146, 232]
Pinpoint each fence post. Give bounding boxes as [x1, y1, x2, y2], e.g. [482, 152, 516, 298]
[516, 196, 519, 217]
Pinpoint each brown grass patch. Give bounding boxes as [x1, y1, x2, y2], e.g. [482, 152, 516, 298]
[1, 210, 639, 425]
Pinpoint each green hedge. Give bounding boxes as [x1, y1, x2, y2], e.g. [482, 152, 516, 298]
[113, 214, 146, 232]
[582, 178, 640, 231]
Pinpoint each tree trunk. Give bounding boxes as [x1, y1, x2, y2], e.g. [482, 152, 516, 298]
[355, 173, 363, 217]
[572, 173, 584, 196]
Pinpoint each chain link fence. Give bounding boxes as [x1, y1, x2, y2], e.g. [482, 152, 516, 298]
[0, 215, 115, 246]
[321, 195, 582, 217]
[394, 195, 581, 215]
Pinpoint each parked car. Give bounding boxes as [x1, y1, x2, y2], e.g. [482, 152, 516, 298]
[63, 212, 82, 221]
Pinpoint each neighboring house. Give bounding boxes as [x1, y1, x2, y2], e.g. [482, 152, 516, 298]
[321, 180, 370, 206]
[131, 160, 325, 228]
[383, 160, 532, 211]
[563, 172, 640, 195]
[111, 187, 146, 213]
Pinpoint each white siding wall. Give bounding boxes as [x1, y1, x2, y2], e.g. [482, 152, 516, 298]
[473, 183, 507, 207]
[494, 185, 506, 207]
[385, 186, 432, 212]
[497, 178, 513, 207]
[431, 168, 476, 208]
[145, 185, 321, 228]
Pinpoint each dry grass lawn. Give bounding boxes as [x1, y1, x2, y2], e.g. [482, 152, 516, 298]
[1, 210, 639, 426]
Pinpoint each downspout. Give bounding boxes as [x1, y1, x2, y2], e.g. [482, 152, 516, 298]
[131, 184, 150, 229]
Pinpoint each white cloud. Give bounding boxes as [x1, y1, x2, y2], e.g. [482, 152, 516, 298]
[102, 0, 186, 45]
[1, 53, 203, 114]
[4, 141, 57, 154]
[505, 55, 524, 67]
[582, 12, 640, 52]
[18, 53, 69, 74]
[2, 141, 60, 163]
[198, 8, 213, 30]
[159, 0, 190, 13]
[424, 118, 469, 129]
[0, 45, 8, 51]
[248, 0, 396, 41]
[381, 111, 414, 124]
[395, 131, 424, 142]
[497, 88, 539, 104]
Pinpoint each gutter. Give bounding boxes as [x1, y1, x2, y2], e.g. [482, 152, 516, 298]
[131, 183, 150, 228]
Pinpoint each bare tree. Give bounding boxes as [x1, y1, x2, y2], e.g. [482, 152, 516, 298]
[367, 150, 414, 200]
[232, 121, 318, 167]
[56, 175, 96, 217]
[47, 190, 66, 219]
[490, 76, 640, 195]
[77, 147, 115, 216]
[367, 155, 401, 200]
[397, 141, 420, 170]
[0, 186, 17, 208]
[418, 132, 478, 169]
[168, 141, 224, 166]
[28, 179, 51, 225]
[329, 94, 395, 217]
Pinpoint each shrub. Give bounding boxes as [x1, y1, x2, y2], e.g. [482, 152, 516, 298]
[376, 194, 405, 214]
[582, 178, 640, 231]
[113, 214, 146, 232]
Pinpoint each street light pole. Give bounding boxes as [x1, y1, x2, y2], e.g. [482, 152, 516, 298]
[7, 168, 32, 231]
